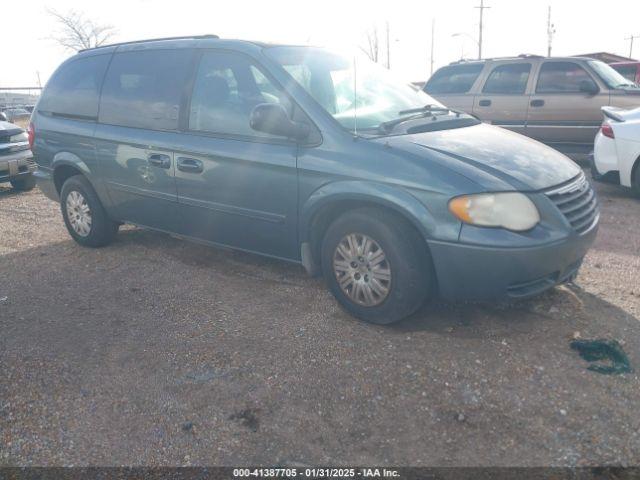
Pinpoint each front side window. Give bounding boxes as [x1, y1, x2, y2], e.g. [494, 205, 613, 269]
[266, 47, 446, 133]
[39, 54, 110, 119]
[99, 49, 194, 130]
[424, 64, 484, 95]
[482, 63, 531, 94]
[536, 62, 597, 93]
[188, 51, 290, 138]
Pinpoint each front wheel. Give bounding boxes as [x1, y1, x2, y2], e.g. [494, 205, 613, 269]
[10, 174, 36, 191]
[60, 175, 119, 247]
[321, 208, 433, 324]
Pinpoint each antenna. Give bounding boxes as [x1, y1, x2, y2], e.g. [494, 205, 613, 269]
[353, 55, 358, 137]
[430, 18, 436, 75]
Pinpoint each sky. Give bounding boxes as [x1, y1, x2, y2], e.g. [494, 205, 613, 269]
[4, 0, 640, 89]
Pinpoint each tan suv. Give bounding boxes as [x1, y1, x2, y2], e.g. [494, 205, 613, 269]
[424, 55, 640, 160]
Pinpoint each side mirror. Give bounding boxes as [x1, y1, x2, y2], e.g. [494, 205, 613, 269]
[250, 103, 310, 141]
[579, 80, 599, 95]
[0, 112, 7, 122]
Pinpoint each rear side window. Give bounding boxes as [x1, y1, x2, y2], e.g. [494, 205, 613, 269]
[424, 64, 484, 94]
[39, 55, 110, 119]
[482, 63, 531, 94]
[536, 62, 597, 93]
[99, 49, 194, 130]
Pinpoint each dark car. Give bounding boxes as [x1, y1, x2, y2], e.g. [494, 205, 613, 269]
[1, 108, 31, 129]
[611, 61, 640, 85]
[31, 36, 598, 324]
[0, 120, 37, 191]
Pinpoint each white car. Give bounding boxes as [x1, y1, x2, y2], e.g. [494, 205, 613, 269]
[592, 106, 640, 195]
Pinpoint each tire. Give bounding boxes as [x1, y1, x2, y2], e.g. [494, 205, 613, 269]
[10, 174, 36, 191]
[633, 164, 640, 197]
[60, 175, 118, 247]
[320, 208, 433, 324]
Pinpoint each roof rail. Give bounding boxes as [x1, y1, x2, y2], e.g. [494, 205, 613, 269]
[79, 34, 219, 52]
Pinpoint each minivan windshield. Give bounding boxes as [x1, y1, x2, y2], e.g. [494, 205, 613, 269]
[266, 46, 468, 135]
[588, 60, 639, 89]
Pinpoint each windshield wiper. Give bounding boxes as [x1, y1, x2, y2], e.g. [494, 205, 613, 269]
[398, 104, 450, 115]
[378, 104, 460, 134]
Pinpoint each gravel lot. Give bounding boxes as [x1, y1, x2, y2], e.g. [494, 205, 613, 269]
[1, 170, 639, 467]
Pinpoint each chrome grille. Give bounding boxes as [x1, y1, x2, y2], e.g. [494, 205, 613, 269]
[545, 173, 598, 234]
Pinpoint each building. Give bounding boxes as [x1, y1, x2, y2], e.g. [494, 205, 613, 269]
[574, 52, 637, 64]
[0, 90, 40, 108]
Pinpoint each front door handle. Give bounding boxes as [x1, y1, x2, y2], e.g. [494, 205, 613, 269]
[177, 157, 204, 174]
[147, 153, 171, 169]
[530, 99, 545, 107]
[479, 99, 492, 107]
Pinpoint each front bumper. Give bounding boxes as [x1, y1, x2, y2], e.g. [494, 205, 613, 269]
[428, 220, 598, 302]
[0, 150, 36, 183]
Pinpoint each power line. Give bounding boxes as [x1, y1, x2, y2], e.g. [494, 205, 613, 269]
[475, 0, 490, 60]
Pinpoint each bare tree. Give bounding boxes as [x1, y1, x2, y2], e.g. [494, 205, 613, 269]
[360, 26, 380, 63]
[47, 8, 117, 51]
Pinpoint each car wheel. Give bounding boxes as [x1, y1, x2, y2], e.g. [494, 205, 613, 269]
[320, 208, 433, 324]
[633, 164, 640, 197]
[60, 175, 118, 247]
[10, 174, 36, 191]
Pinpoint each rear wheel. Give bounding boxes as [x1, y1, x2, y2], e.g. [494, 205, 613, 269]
[60, 175, 118, 247]
[321, 208, 433, 324]
[10, 174, 36, 191]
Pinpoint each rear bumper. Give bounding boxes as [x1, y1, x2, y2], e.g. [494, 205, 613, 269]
[428, 221, 598, 302]
[33, 168, 59, 201]
[0, 150, 36, 183]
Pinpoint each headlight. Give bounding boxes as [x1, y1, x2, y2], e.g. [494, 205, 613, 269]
[449, 192, 540, 231]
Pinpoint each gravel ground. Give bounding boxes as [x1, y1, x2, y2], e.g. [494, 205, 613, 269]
[0, 171, 639, 467]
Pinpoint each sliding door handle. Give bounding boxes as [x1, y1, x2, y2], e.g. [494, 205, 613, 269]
[177, 157, 204, 174]
[147, 153, 171, 169]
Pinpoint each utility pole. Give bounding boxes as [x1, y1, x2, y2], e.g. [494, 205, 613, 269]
[475, 0, 490, 60]
[546, 6, 556, 57]
[430, 18, 435, 76]
[386, 21, 391, 69]
[626, 34, 640, 58]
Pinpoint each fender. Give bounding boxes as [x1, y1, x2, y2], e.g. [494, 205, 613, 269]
[50, 152, 112, 206]
[299, 180, 441, 245]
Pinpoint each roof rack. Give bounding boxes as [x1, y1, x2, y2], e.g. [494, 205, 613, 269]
[79, 34, 219, 52]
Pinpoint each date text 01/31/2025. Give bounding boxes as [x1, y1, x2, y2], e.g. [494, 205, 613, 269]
[233, 468, 400, 478]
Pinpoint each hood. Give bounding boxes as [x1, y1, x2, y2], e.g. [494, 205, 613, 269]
[389, 123, 581, 191]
